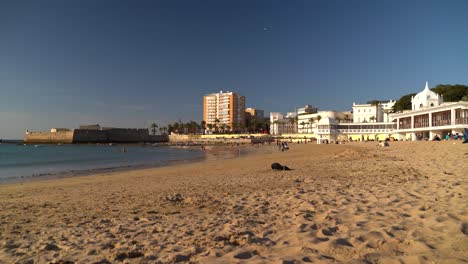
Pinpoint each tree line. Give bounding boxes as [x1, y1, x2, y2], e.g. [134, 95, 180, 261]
[148, 118, 271, 135]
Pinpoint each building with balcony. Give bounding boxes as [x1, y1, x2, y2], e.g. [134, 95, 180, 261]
[297, 110, 353, 134]
[315, 117, 397, 143]
[389, 82, 467, 140]
[203, 91, 246, 131]
[390, 101, 468, 140]
[269, 82, 467, 142]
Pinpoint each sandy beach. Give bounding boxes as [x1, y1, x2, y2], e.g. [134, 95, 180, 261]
[0, 141, 467, 263]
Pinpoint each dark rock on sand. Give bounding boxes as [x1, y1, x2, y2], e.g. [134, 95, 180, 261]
[128, 251, 144, 258]
[44, 243, 60, 251]
[462, 222, 468, 235]
[173, 254, 190, 262]
[271, 162, 291, 171]
[114, 252, 128, 261]
[334, 238, 353, 247]
[234, 251, 254, 259]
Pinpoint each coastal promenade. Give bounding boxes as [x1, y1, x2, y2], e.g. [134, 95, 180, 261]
[0, 142, 466, 263]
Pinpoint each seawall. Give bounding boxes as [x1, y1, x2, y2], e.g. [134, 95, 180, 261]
[24, 131, 75, 144]
[24, 130, 168, 144]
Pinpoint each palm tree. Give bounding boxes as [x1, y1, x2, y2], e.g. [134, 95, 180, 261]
[300, 121, 306, 134]
[286, 117, 293, 134]
[316, 115, 322, 123]
[370, 116, 375, 123]
[344, 114, 350, 122]
[214, 118, 220, 133]
[308, 117, 315, 133]
[150, 123, 158, 135]
[201, 120, 206, 133]
[220, 123, 226, 133]
[207, 123, 214, 133]
[294, 116, 299, 133]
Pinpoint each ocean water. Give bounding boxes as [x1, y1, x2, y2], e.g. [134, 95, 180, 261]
[0, 144, 206, 182]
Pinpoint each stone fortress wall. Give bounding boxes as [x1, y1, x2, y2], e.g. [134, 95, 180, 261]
[24, 129, 168, 144]
[24, 131, 75, 144]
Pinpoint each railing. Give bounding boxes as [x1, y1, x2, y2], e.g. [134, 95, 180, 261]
[432, 120, 451, 127]
[414, 122, 429, 128]
[455, 117, 468, 125]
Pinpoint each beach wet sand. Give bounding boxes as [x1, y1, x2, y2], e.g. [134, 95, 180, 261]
[0, 142, 466, 263]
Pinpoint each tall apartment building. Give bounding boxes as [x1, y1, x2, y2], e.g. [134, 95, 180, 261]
[203, 91, 246, 130]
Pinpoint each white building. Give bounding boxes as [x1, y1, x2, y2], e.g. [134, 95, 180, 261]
[352, 100, 396, 123]
[352, 103, 383, 123]
[381, 100, 396, 122]
[390, 82, 467, 140]
[269, 82, 467, 142]
[297, 105, 318, 115]
[297, 110, 352, 134]
[411, 81, 443, 111]
[270, 112, 297, 135]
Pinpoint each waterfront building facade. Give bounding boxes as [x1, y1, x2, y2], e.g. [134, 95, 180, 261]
[391, 102, 468, 140]
[203, 91, 246, 131]
[315, 82, 468, 142]
[272, 83, 467, 143]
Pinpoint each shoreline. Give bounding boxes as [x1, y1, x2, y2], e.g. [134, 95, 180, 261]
[0, 144, 257, 185]
[0, 141, 466, 263]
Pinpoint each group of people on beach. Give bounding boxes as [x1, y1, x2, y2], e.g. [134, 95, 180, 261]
[276, 140, 289, 152]
[431, 130, 467, 142]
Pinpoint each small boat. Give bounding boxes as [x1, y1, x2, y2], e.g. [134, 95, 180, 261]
[34, 145, 44, 147]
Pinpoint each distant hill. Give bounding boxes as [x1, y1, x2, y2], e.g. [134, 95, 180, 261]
[392, 84, 468, 112]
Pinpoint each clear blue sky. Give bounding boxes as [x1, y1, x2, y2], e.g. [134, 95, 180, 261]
[1, 0, 467, 138]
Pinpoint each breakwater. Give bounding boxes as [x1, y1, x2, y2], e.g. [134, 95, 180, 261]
[24, 129, 168, 144]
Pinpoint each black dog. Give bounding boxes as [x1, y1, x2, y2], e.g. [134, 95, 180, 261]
[271, 162, 291, 171]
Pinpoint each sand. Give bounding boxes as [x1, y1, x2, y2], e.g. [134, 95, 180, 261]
[0, 141, 467, 263]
